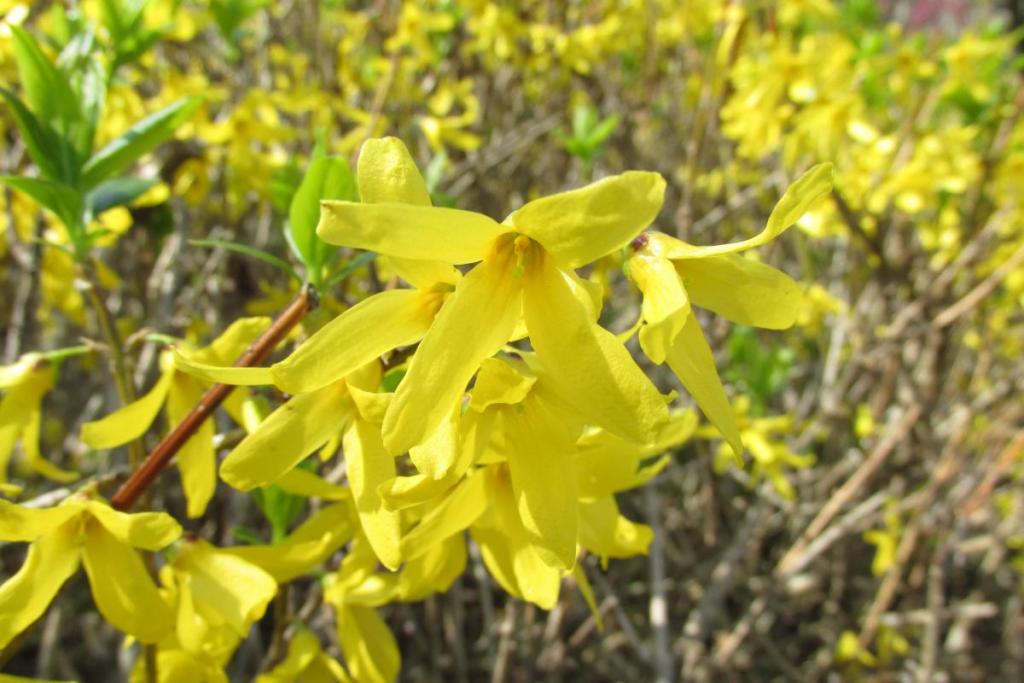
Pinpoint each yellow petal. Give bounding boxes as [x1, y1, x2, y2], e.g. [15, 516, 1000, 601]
[225, 503, 353, 583]
[187, 317, 272, 365]
[628, 250, 688, 326]
[272, 289, 438, 394]
[467, 357, 536, 412]
[0, 523, 80, 648]
[505, 171, 665, 268]
[257, 628, 352, 683]
[579, 497, 653, 561]
[343, 418, 401, 571]
[276, 468, 350, 501]
[174, 539, 277, 636]
[667, 163, 834, 259]
[356, 137, 431, 206]
[383, 255, 522, 454]
[380, 256, 461, 290]
[336, 605, 400, 683]
[408, 406, 459, 479]
[220, 382, 354, 491]
[503, 398, 578, 570]
[523, 257, 667, 444]
[680, 255, 803, 329]
[0, 499, 80, 541]
[82, 519, 173, 643]
[473, 466, 562, 609]
[171, 350, 273, 386]
[644, 311, 743, 460]
[167, 373, 216, 518]
[399, 468, 487, 561]
[318, 201, 502, 264]
[21, 396, 77, 482]
[86, 500, 182, 550]
[397, 534, 466, 601]
[572, 564, 603, 632]
[81, 371, 172, 449]
[0, 354, 41, 388]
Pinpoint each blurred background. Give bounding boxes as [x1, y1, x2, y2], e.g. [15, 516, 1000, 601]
[1, 0, 1022, 681]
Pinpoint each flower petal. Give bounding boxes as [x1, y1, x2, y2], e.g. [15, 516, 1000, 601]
[680, 255, 803, 329]
[0, 499, 80, 541]
[578, 497, 653, 561]
[667, 163, 833, 259]
[318, 201, 502, 264]
[225, 503, 353, 584]
[272, 290, 437, 395]
[628, 250, 688, 326]
[0, 524, 80, 648]
[81, 371, 172, 449]
[383, 255, 522, 454]
[86, 500, 182, 550]
[505, 171, 665, 267]
[399, 468, 487, 561]
[336, 604, 400, 683]
[408, 406, 459, 479]
[220, 382, 355, 491]
[167, 373, 216, 518]
[188, 317, 272, 365]
[356, 137, 431, 206]
[343, 418, 401, 571]
[175, 540, 277, 635]
[523, 258, 668, 444]
[642, 311, 743, 460]
[82, 519, 173, 643]
[503, 398, 578, 570]
[171, 350, 273, 386]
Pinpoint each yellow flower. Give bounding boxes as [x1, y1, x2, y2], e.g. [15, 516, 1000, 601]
[218, 362, 401, 569]
[628, 163, 833, 458]
[0, 495, 180, 647]
[256, 628, 351, 683]
[80, 318, 271, 517]
[318, 138, 670, 453]
[0, 353, 77, 486]
[164, 538, 277, 655]
[267, 137, 457, 395]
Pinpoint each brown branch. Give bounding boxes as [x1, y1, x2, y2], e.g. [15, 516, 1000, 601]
[110, 286, 317, 512]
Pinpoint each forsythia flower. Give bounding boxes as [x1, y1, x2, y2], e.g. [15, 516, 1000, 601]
[0, 354, 77, 487]
[628, 163, 833, 457]
[81, 318, 271, 517]
[218, 362, 403, 569]
[318, 138, 670, 453]
[256, 629, 351, 683]
[0, 495, 181, 647]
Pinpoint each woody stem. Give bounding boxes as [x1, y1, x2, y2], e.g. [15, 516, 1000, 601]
[110, 286, 317, 512]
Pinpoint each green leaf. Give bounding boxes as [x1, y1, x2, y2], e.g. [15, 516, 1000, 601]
[324, 250, 376, 289]
[59, 29, 106, 160]
[587, 114, 620, 147]
[0, 176, 84, 236]
[80, 96, 201, 190]
[287, 156, 356, 284]
[9, 26, 82, 139]
[189, 238, 302, 285]
[0, 87, 78, 184]
[86, 177, 157, 215]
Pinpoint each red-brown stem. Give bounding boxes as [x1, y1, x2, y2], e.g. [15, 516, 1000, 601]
[110, 286, 317, 511]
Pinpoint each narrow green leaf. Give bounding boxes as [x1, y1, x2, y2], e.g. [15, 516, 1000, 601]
[287, 156, 356, 282]
[86, 177, 157, 215]
[80, 96, 201, 190]
[324, 251, 376, 289]
[0, 87, 78, 184]
[189, 238, 302, 285]
[0, 175, 83, 231]
[9, 26, 82, 138]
